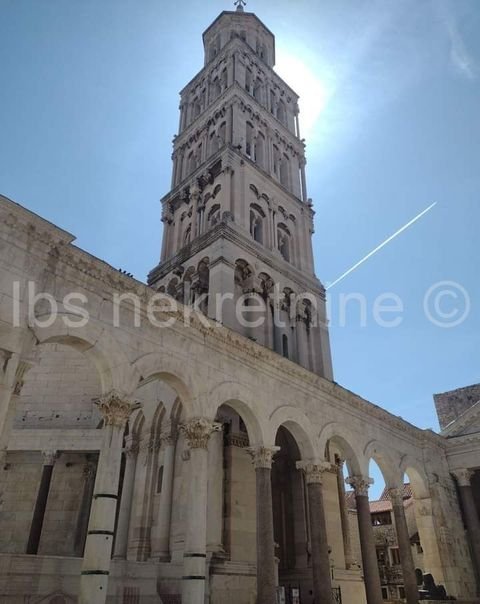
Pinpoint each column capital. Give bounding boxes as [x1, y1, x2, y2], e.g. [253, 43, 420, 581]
[387, 487, 404, 506]
[451, 468, 473, 487]
[42, 450, 58, 466]
[346, 475, 373, 496]
[296, 460, 332, 484]
[179, 417, 222, 450]
[95, 390, 141, 428]
[247, 446, 280, 469]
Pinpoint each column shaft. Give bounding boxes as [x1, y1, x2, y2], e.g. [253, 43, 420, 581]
[256, 466, 277, 604]
[390, 491, 419, 604]
[113, 438, 138, 559]
[26, 452, 56, 555]
[355, 493, 383, 604]
[152, 435, 176, 560]
[335, 459, 353, 568]
[74, 458, 97, 557]
[308, 480, 333, 604]
[181, 418, 221, 604]
[79, 392, 139, 604]
[456, 477, 480, 590]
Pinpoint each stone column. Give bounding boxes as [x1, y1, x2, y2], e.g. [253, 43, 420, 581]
[79, 392, 140, 604]
[388, 487, 419, 604]
[248, 446, 279, 604]
[452, 469, 480, 590]
[335, 457, 354, 569]
[26, 449, 57, 555]
[74, 456, 98, 557]
[180, 418, 222, 604]
[298, 461, 333, 604]
[207, 427, 225, 554]
[151, 422, 177, 561]
[346, 476, 383, 604]
[113, 434, 138, 559]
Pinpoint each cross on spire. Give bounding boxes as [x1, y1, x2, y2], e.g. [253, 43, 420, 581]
[234, 0, 247, 12]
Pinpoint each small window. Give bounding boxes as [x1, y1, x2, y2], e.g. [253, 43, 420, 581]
[372, 511, 392, 526]
[381, 587, 388, 600]
[282, 334, 289, 359]
[157, 465, 164, 493]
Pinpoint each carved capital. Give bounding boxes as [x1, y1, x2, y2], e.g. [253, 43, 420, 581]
[451, 468, 473, 487]
[247, 446, 280, 469]
[95, 390, 141, 428]
[180, 418, 222, 450]
[346, 475, 373, 496]
[296, 461, 332, 484]
[387, 487, 404, 506]
[42, 450, 58, 466]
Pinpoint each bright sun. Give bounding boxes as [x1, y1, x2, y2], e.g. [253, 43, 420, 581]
[275, 49, 332, 139]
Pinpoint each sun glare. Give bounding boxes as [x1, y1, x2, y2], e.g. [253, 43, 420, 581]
[275, 49, 332, 138]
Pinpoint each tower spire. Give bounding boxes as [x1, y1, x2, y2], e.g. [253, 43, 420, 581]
[234, 0, 247, 12]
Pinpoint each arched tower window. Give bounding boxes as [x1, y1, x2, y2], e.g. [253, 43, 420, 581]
[255, 132, 265, 168]
[246, 122, 254, 159]
[280, 154, 290, 188]
[253, 77, 263, 103]
[277, 224, 291, 262]
[277, 100, 287, 125]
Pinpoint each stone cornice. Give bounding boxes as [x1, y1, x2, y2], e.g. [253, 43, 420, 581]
[441, 400, 480, 437]
[148, 221, 323, 296]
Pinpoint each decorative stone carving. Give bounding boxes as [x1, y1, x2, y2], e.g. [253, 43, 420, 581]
[346, 475, 373, 496]
[42, 450, 58, 466]
[179, 418, 222, 449]
[451, 468, 473, 487]
[296, 460, 332, 484]
[247, 446, 280, 469]
[95, 391, 141, 428]
[386, 487, 404, 506]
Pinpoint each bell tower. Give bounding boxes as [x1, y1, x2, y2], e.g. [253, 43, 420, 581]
[148, 2, 333, 379]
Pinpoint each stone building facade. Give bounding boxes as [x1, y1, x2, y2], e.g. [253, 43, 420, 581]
[0, 4, 479, 604]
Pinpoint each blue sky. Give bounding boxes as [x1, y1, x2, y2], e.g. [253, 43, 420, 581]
[1, 0, 479, 491]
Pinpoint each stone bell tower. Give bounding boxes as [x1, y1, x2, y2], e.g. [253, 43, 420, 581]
[148, 1, 333, 379]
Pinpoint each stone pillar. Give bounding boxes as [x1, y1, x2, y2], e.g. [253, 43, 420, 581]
[298, 461, 333, 604]
[346, 476, 383, 604]
[26, 450, 57, 555]
[79, 392, 140, 604]
[452, 469, 480, 591]
[113, 434, 138, 559]
[207, 427, 225, 554]
[180, 418, 222, 604]
[388, 487, 419, 604]
[74, 456, 98, 557]
[151, 422, 177, 561]
[335, 457, 354, 569]
[248, 446, 279, 604]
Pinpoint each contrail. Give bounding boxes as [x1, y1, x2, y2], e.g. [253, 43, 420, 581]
[326, 202, 437, 290]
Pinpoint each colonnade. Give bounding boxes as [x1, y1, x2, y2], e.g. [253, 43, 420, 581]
[17, 399, 480, 604]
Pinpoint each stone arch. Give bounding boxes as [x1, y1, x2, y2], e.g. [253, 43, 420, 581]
[132, 353, 197, 419]
[268, 405, 316, 460]
[32, 317, 133, 395]
[208, 380, 266, 446]
[363, 439, 402, 487]
[400, 458, 430, 500]
[318, 422, 363, 476]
